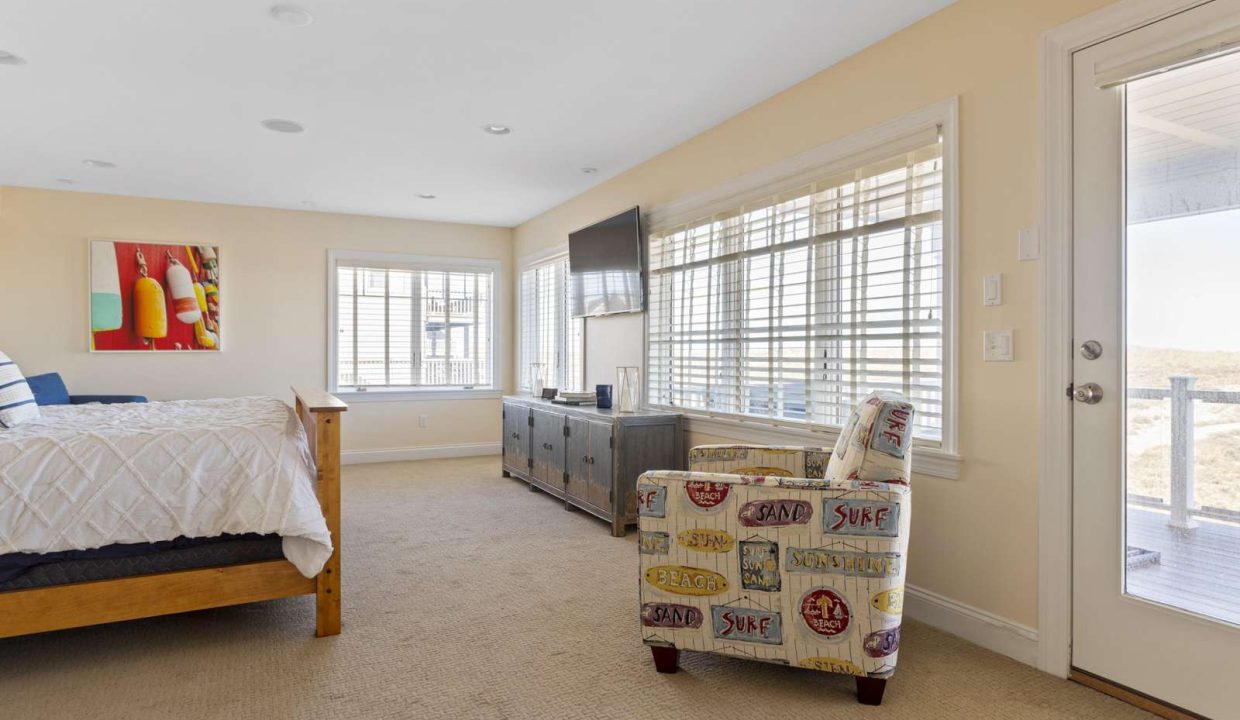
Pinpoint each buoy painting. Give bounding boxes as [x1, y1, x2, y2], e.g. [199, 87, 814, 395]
[89, 240, 222, 352]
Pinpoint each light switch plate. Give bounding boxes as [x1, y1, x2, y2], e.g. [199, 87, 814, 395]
[984, 330, 1014, 362]
[1018, 227, 1040, 261]
[984, 274, 1002, 306]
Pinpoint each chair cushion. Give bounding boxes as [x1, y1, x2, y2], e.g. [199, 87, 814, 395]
[0, 352, 41, 428]
[825, 391, 915, 486]
[25, 373, 71, 406]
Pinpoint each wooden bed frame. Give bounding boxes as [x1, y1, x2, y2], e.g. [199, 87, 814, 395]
[0, 388, 346, 640]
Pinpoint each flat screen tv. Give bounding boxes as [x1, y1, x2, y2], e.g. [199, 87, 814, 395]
[568, 206, 644, 317]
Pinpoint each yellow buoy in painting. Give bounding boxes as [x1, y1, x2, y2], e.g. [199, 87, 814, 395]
[134, 276, 167, 340]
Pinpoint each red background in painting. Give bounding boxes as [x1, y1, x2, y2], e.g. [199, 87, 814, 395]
[92, 242, 220, 352]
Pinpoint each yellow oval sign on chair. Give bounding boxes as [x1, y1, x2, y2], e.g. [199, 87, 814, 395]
[870, 587, 905, 614]
[731, 466, 795, 477]
[799, 657, 865, 675]
[644, 565, 729, 596]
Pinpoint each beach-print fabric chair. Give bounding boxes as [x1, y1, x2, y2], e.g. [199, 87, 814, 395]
[636, 391, 914, 706]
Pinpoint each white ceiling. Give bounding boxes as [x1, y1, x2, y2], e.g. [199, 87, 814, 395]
[0, 0, 955, 227]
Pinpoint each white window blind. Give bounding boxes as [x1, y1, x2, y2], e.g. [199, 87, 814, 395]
[334, 259, 494, 391]
[647, 138, 945, 444]
[519, 255, 584, 392]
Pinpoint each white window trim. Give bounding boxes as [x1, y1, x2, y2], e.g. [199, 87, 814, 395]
[515, 246, 587, 393]
[326, 249, 502, 399]
[643, 97, 960, 473]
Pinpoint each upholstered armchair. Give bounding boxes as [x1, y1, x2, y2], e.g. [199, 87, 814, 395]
[636, 391, 914, 706]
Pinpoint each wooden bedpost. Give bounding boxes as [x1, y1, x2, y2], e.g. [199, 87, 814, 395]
[293, 388, 347, 638]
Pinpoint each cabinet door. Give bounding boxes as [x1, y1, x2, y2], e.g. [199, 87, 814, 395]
[587, 420, 614, 510]
[565, 416, 590, 501]
[502, 403, 529, 472]
[530, 408, 565, 492]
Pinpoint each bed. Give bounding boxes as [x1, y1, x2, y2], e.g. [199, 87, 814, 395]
[0, 388, 345, 639]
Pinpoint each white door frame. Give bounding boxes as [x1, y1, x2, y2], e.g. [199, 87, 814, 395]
[1036, 0, 1216, 678]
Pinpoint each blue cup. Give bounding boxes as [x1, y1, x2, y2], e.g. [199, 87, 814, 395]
[596, 384, 613, 409]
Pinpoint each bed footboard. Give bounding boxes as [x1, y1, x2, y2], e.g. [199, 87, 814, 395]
[293, 387, 347, 637]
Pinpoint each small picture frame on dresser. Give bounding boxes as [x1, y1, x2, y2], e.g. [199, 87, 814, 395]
[540, 387, 558, 400]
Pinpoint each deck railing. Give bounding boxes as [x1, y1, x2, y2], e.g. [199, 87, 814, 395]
[1129, 376, 1240, 529]
[338, 358, 483, 388]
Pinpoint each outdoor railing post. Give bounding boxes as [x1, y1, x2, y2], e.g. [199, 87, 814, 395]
[1168, 375, 1198, 531]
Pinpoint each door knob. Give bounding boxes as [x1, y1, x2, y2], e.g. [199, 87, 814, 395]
[1074, 382, 1104, 404]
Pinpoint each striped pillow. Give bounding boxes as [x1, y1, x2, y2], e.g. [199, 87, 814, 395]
[0, 351, 40, 428]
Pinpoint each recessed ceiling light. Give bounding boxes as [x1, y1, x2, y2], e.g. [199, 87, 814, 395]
[269, 4, 315, 26]
[417, 193, 436, 199]
[261, 118, 305, 133]
[481, 123, 512, 135]
[0, 50, 25, 66]
[82, 159, 116, 168]
[581, 167, 598, 175]
[56, 178, 75, 185]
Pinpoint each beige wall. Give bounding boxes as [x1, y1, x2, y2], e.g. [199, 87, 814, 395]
[0, 186, 513, 453]
[515, 0, 1114, 629]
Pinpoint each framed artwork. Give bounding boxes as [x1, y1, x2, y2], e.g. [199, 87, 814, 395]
[90, 239, 221, 352]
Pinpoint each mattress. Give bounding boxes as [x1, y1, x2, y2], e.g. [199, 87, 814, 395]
[0, 534, 285, 591]
[0, 396, 331, 578]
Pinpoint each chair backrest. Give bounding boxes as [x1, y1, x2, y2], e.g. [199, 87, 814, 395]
[825, 391, 915, 486]
[25, 373, 70, 406]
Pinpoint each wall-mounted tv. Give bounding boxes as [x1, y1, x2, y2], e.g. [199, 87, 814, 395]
[568, 206, 644, 318]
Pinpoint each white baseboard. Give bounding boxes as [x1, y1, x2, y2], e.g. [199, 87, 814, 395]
[904, 584, 1040, 667]
[342, 442, 501, 465]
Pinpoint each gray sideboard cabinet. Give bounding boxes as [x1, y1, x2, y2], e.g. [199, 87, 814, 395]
[501, 395, 683, 536]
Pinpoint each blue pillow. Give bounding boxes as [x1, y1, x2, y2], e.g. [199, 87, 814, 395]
[0, 351, 40, 428]
[26, 373, 71, 406]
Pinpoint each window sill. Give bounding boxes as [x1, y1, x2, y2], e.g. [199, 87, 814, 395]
[332, 388, 502, 403]
[676, 412, 961, 480]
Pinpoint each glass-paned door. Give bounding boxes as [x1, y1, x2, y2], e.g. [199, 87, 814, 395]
[1072, 2, 1240, 716]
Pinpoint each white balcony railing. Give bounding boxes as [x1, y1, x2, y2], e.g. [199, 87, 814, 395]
[1128, 376, 1240, 529]
[338, 358, 486, 389]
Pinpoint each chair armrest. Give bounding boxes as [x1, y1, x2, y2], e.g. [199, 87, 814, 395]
[70, 394, 148, 405]
[689, 444, 833, 478]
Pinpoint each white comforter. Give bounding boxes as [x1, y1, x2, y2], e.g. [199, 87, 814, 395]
[0, 397, 332, 577]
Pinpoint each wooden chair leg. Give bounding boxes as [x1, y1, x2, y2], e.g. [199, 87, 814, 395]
[855, 676, 887, 706]
[650, 645, 680, 673]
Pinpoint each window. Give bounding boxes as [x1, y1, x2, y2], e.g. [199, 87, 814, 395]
[330, 252, 497, 393]
[647, 125, 951, 446]
[519, 254, 584, 392]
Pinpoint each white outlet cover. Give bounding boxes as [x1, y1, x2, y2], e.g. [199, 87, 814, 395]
[984, 274, 1002, 306]
[984, 330, 1014, 362]
[1018, 227, 1040, 261]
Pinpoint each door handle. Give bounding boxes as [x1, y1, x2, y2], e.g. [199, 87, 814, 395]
[1074, 382, 1104, 404]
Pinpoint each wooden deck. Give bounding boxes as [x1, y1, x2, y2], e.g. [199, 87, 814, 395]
[1127, 506, 1240, 627]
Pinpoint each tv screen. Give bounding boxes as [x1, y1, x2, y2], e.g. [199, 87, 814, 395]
[568, 207, 644, 317]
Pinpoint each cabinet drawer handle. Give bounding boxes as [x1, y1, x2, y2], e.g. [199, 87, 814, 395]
[582, 455, 590, 463]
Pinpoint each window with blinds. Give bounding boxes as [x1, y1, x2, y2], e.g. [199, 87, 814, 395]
[647, 136, 946, 444]
[332, 256, 495, 392]
[519, 255, 584, 392]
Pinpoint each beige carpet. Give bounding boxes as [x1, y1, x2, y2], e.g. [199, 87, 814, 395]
[0, 457, 1152, 720]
